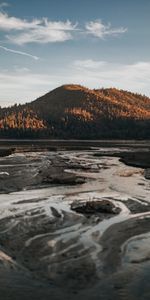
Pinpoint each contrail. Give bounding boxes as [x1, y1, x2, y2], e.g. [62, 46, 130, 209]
[0, 45, 39, 60]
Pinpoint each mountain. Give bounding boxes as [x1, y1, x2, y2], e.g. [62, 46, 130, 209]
[0, 84, 150, 139]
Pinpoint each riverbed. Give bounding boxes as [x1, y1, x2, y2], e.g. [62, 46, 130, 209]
[0, 145, 149, 300]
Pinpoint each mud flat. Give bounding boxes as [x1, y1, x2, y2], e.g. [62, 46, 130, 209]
[94, 148, 150, 179]
[0, 145, 149, 299]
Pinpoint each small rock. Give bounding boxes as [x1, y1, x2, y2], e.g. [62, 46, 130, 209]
[51, 206, 61, 218]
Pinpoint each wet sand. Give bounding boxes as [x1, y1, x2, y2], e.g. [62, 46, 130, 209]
[0, 142, 149, 299]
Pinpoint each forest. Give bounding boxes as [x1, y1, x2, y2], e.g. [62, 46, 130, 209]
[0, 85, 149, 139]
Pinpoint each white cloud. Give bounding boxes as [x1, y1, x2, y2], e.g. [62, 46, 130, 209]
[0, 12, 77, 44]
[0, 69, 55, 106]
[85, 20, 127, 38]
[73, 59, 106, 69]
[0, 60, 150, 107]
[7, 20, 76, 44]
[72, 59, 150, 94]
[13, 66, 30, 73]
[0, 12, 127, 45]
[0, 2, 9, 9]
[0, 45, 39, 60]
[0, 12, 42, 30]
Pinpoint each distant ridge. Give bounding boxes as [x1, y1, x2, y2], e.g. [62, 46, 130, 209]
[0, 84, 150, 139]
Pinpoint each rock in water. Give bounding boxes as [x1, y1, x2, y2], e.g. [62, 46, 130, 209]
[71, 199, 120, 215]
[51, 206, 62, 218]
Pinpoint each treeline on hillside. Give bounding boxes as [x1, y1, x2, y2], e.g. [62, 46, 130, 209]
[0, 116, 149, 139]
[0, 106, 46, 130]
[0, 85, 150, 139]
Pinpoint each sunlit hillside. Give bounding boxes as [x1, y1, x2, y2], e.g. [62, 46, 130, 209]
[0, 84, 150, 138]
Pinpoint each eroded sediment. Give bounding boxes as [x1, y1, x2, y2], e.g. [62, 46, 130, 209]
[0, 146, 149, 299]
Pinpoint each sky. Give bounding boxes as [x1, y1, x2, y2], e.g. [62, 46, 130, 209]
[0, 0, 150, 106]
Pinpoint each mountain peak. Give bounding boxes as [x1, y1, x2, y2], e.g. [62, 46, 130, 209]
[60, 84, 90, 92]
[0, 84, 150, 139]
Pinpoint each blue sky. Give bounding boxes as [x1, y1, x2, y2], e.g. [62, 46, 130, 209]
[0, 0, 150, 106]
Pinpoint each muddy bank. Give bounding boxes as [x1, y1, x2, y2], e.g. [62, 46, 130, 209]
[0, 139, 150, 155]
[0, 148, 15, 157]
[0, 195, 149, 300]
[0, 148, 149, 299]
[100, 216, 150, 273]
[94, 150, 150, 168]
[71, 199, 120, 216]
[0, 153, 86, 193]
[94, 150, 150, 179]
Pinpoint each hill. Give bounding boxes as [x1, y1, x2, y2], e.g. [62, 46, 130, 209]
[0, 84, 150, 139]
